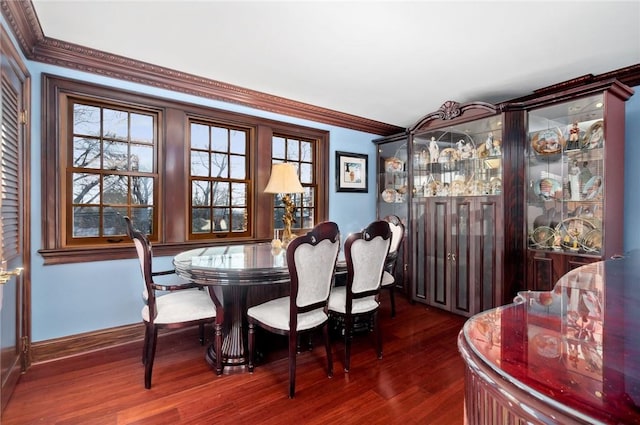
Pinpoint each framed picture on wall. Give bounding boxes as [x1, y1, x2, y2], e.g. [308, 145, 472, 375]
[336, 151, 368, 193]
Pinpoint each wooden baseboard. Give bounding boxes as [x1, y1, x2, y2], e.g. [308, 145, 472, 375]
[31, 323, 146, 364]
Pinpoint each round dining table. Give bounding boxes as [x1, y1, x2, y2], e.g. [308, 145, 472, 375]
[173, 242, 345, 371]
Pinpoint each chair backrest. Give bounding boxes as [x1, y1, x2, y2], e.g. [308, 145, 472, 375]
[384, 215, 405, 256]
[345, 220, 392, 300]
[124, 216, 156, 312]
[287, 221, 341, 316]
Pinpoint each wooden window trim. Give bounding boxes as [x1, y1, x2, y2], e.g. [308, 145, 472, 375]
[39, 75, 329, 265]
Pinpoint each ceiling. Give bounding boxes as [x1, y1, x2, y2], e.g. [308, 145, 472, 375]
[31, 1, 640, 129]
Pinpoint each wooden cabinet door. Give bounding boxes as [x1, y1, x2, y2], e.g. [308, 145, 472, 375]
[428, 199, 451, 311]
[449, 199, 473, 316]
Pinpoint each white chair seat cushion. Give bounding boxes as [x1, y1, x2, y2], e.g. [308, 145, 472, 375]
[328, 286, 378, 314]
[247, 296, 328, 331]
[142, 290, 216, 324]
[380, 271, 395, 287]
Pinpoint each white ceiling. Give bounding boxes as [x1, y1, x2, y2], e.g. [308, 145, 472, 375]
[31, 1, 640, 129]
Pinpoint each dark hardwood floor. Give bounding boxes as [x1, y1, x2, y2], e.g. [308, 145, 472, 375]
[2, 294, 468, 425]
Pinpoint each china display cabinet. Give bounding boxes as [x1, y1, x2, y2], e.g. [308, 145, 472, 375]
[524, 79, 633, 291]
[373, 132, 410, 292]
[408, 101, 523, 317]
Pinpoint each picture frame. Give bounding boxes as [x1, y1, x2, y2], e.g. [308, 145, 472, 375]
[336, 151, 368, 192]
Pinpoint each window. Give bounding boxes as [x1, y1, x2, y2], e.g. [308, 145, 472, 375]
[271, 135, 316, 232]
[189, 121, 250, 239]
[40, 76, 330, 264]
[69, 102, 158, 243]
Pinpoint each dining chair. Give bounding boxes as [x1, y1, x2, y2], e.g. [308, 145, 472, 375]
[381, 215, 405, 318]
[247, 221, 341, 398]
[328, 220, 391, 372]
[124, 216, 224, 388]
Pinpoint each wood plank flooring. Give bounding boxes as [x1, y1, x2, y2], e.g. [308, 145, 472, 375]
[2, 295, 468, 425]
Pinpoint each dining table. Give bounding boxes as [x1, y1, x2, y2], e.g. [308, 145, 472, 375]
[173, 241, 345, 371]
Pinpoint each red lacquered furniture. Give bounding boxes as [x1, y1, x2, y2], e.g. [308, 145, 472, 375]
[459, 251, 640, 424]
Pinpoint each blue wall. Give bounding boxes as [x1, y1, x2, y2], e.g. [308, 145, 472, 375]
[2, 17, 638, 342]
[624, 91, 640, 253]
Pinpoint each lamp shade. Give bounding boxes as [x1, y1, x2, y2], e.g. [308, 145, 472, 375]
[264, 163, 304, 194]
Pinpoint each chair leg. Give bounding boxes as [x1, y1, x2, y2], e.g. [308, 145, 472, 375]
[214, 321, 224, 376]
[288, 330, 297, 398]
[388, 285, 396, 318]
[323, 322, 333, 378]
[144, 326, 158, 389]
[199, 323, 205, 345]
[247, 322, 255, 373]
[373, 311, 383, 359]
[344, 315, 352, 373]
[142, 324, 150, 365]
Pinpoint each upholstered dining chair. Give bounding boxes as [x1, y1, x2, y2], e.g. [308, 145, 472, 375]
[328, 220, 391, 372]
[124, 216, 223, 388]
[380, 215, 405, 317]
[247, 221, 341, 399]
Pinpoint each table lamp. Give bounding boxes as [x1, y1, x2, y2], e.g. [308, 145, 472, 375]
[264, 163, 304, 247]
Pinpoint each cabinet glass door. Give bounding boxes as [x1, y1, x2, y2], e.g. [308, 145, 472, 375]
[526, 94, 605, 256]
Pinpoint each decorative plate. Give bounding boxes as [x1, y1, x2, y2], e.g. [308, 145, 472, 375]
[530, 128, 565, 155]
[382, 188, 397, 203]
[555, 217, 597, 251]
[580, 228, 602, 253]
[581, 120, 604, 150]
[533, 178, 562, 200]
[530, 226, 556, 248]
[438, 147, 459, 163]
[385, 157, 404, 173]
[582, 175, 603, 200]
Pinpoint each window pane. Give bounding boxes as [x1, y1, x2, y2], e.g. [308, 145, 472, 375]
[300, 141, 312, 162]
[191, 151, 210, 177]
[287, 139, 300, 161]
[231, 182, 246, 206]
[103, 174, 128, 204]
[73, 173, 100, 204]
[132, 208, 153, 232]
[192, 208, 212, 234]
[132, 176, 154, 205]
[212, 181, 230, 206]
[130, 143, 153, 172]
[192, 181, 211, 206]
[73, 137, 101, 169]
[229, 155, 245, 179]
[130, 113, 154, 143]
[73, 104, 101, 136]
[213, 208, 229, 232]
[301, 208, 314, 229]
[73, 206, 100, 237]
[191, 123, 210, 150]
[211, 127, 228, 152]
[230, 130, 246, 154]
[103, 141, 128, 171]
[103, 108, 128, 140]
[272, 136, 285, 159]
[211, 153, 227, 178]
[103, 209, 126, 235]
[300, 162, 312, 184]
[231, 208, 247, 231]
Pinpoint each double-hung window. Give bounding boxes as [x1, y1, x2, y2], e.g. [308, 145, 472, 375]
[189, 121, 250, 239]
[69, 102, 159, 242]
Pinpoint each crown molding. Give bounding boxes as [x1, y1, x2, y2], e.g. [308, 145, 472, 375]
[1, 0, 403, 136]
